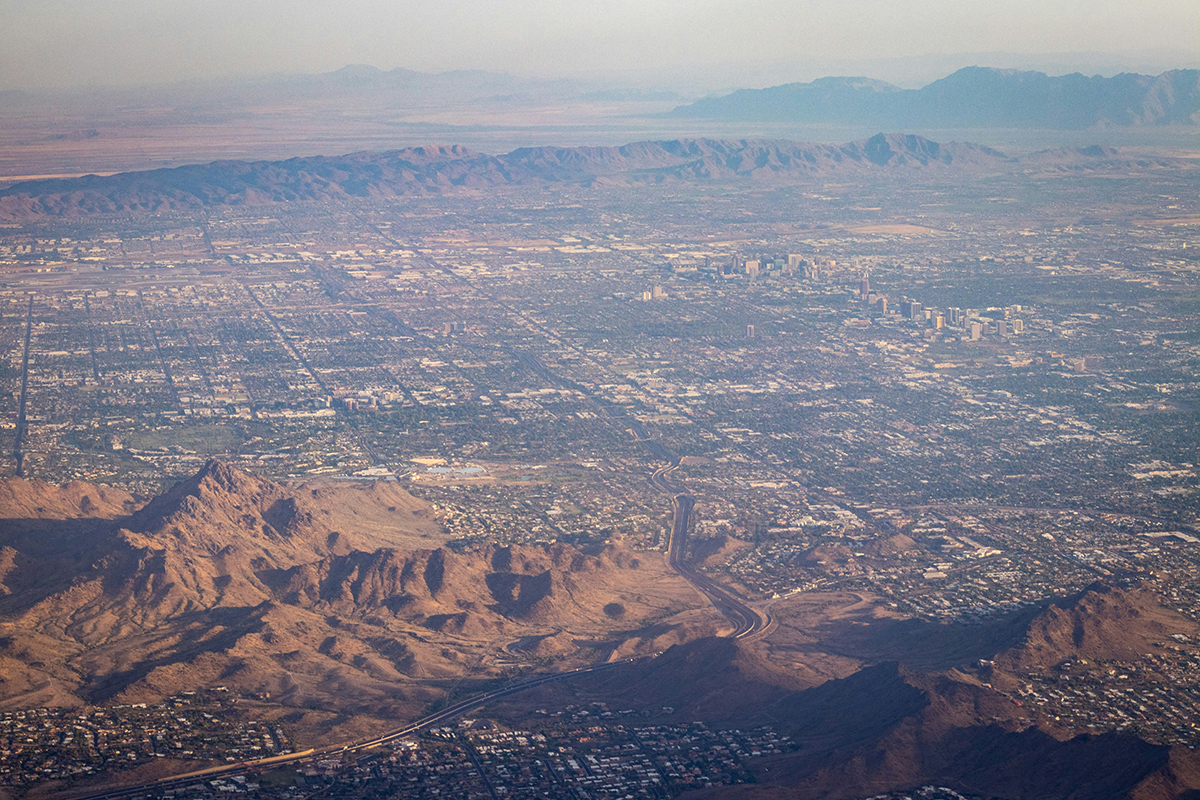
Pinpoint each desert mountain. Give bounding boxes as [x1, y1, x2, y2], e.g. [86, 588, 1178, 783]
[0, 134, 1017, 220]
[0, 476, 136, 521]
[0, 462, 722, 725]
[492, 584, 1200, 799]
[2, 132, 1193, 221]
[671, 67, 1200, 128]
[4, 465, 1199, 797]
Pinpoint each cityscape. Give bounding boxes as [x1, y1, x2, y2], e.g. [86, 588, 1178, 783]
[1, 160, 1198, 797]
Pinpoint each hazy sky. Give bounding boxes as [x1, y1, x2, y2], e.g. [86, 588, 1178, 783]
[2, 0, 1198, 90]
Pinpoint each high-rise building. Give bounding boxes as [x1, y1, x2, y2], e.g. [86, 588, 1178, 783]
[902, 300, 923, 319]
[969, 322, 983, 340]
[860, 275, 870, 298]
[745, 260, 760, 277]
[652, 285, 666, 299]
[1012, 319, 1024, 334]
[746, 324, 755, 338]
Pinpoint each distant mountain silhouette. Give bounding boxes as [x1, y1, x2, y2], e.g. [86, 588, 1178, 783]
[1, 132, 1194, 220]
[671, 67, 1200, 128]
[0, 64, 549, 112]
[0, 134, 1008, 219]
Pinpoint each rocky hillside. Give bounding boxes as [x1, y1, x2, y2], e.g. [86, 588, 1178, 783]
[0, 462, 721, 722]
[495, 584, 1200, 799]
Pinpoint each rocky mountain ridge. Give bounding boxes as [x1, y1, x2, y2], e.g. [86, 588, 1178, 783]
[4, 465, 1200, 797]
[0, 462, 719, 721]
[4, 133, 1181, 221]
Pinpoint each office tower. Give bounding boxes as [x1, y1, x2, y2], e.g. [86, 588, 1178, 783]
[860, 275, 870, 298]
[746, 324, 755, 338]
[1012, 319, 1024, 334]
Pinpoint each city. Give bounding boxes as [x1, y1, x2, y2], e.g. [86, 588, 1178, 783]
[1, 165, 1198, 796]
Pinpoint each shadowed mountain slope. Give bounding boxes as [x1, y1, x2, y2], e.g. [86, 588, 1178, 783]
[487, 585, 1200, 800]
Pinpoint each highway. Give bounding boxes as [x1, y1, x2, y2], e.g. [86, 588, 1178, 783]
[66, 465, 769, 799]
[63, 659, 639, 800]
[653, 464, 773, 641]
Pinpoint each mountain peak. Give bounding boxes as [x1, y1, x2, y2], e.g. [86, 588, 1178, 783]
[129, 459, 275, 534]
[193, 457, 244, 488]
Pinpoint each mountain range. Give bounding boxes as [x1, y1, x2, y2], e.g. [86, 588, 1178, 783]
[6, 463, 1200, 797]
[670, 67, 1200, 128]
[2, 133, 1192, 221]
[0, 462, 719, 732]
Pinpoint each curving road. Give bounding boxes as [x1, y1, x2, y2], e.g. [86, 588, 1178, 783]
[653, 464, 772, 640]
[65, 464, 768, 799]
